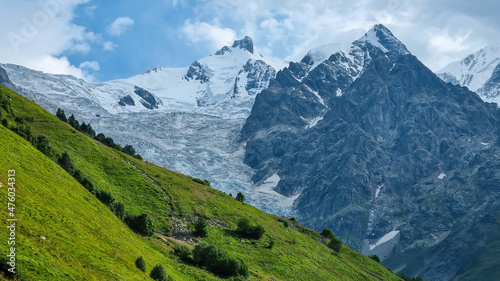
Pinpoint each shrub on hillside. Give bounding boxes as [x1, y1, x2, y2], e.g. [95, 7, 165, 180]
[80, 177, 96, 194]
[94, 133, 106, 142]
[328, 237, 342, 252]
[156, 217, 172, 236]
[191, 177, 210, 186]
[35, 135, 55, 159]
[58, 152, 75, 175]
[369, 254, 381, 263]
[150, 264, 172, 281]
[236, 218, 265, 239]
[68, 114, 79, 129]
[96, 190, 115, 206]
[321, 228, 335, 239]
[110, 202, 125, 220]
[0, 90, 12, 111]
[135, 256, 146, 272]
[123, 144, 136, 156]
[173, 244, 192, 262]
[194, 217, 209, 237]
[235, 192, 245, 202]
[56, 108, 68, 122]
[192, 243, 249, 278]
[13, 125, 34, 143]
[125, 213, 155, 236]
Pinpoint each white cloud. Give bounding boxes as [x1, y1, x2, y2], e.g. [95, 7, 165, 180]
[79, 60, 100, 71]
[181, 20, 237, 51]
[103, 41, 118, 51]
[183, 0, 500, 71]
[30, 56, 84, 78]
[0, 0, 96, 79]
[107, 17, 134, 36]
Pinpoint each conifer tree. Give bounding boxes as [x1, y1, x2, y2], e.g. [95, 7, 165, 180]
[56, 108, 68, 122]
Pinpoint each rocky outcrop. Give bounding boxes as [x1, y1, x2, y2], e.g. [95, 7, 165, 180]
[134, 86, 160, 109]
[241, 25, 500, 280]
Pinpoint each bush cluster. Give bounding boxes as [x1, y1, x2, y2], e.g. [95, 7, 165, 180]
[235, 192, 245, 202]
[125, 213, 155, 236]
[236, 218, 265, 239]
[321, 228, 335, 239]
[56, 108, 142, 158]
[190, 177, 210, 186]
[327, 237, 342, 252]
[369, 254, 381, 263]
[193, 243, 249, 278]
[173, 245, 192, 262]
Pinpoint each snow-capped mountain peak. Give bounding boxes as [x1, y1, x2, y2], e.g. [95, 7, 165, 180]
[354, 24, 411, 55]
[437, 45, 500, 101]
[232, 36, 254, 54]
[215, 36, 255, 56]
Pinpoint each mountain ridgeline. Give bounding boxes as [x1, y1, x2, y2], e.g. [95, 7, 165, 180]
[242, 24, 500, 280]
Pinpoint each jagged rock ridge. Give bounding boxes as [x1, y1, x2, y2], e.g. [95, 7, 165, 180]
[242, 24, 500, 280]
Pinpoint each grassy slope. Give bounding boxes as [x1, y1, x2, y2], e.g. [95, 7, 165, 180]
[0, 86, 401, 280]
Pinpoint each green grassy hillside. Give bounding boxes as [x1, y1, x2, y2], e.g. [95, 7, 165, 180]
[0, 85, 401, 280]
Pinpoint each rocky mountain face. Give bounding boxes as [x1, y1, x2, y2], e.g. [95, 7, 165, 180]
[242, 24, 500, 280]
[438, 46, 500, 102]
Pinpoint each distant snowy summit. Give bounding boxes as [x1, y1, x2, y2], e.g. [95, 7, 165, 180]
[438, 46, 500, 102]
[0, 36, 287, 118]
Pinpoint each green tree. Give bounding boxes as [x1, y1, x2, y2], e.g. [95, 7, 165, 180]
[173, 245, 192, 262]
[236, 218, 265, 239]
[56, 108, 68, 122]
[150, 264, 172, 281]
[35, 135, 54, 158]
[68, 114, 79, 129]
[123, 144, 136, 156]
[96, 190, 115, 206]
[110, 202, 125, 220]
[103, 137, 115, 147]
[194, 217, 209, 237]
[86, 124, 96, 138]
[328, 237, 342, 252]
[369, 254, 381, 263]
[58, 152, 75, 175]
[236, 192, 245, 202]
[80, 177, 95, 194]
[95, 133, 106, 142]
[321, 228, 335, 239]
[135, 256, 146, 272]
[125, 213, 155, 236]
[80, 122, 88, 133]
[192, 243, 249, 278]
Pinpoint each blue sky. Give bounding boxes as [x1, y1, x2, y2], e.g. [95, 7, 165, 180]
[1, 0, 500, 82]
